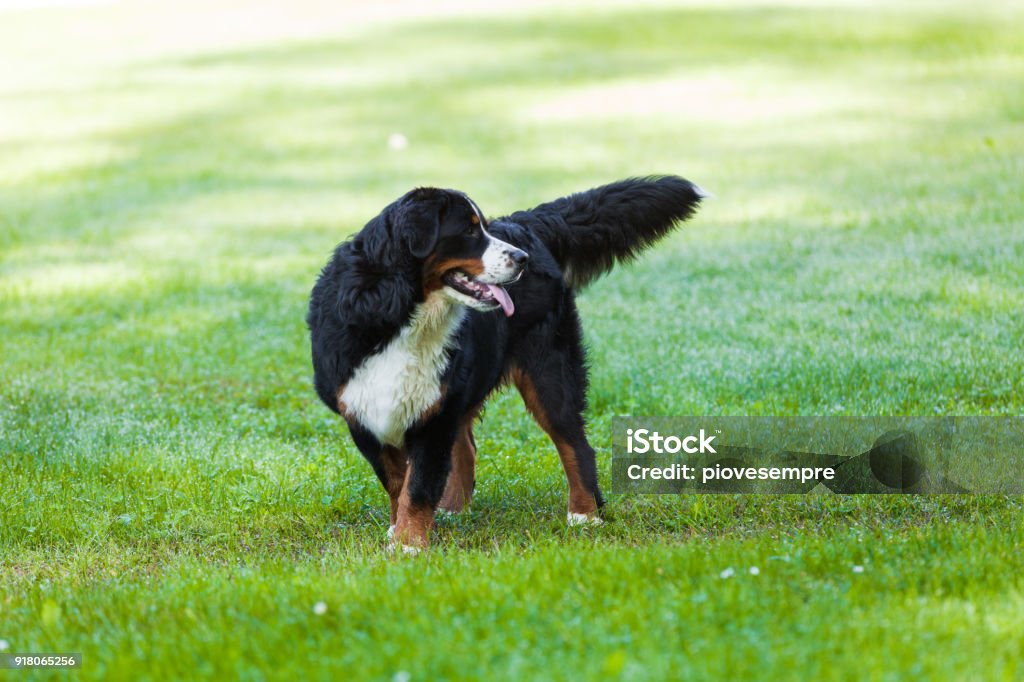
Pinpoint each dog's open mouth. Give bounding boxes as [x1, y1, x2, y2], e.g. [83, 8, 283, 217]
[442, 270, 517, 317]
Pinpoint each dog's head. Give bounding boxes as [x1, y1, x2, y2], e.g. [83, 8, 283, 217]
[385, 187, 529, 316]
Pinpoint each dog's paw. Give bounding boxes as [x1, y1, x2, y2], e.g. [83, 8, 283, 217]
[387, 541, 423, 556]
[386, 526, 426, 555]
[567, 512, 604, 526]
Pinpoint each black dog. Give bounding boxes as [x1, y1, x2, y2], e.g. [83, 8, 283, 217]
[307, 176, 705, 551]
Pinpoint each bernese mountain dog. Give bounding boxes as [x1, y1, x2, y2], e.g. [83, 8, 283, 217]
[307, 176, 705, 552]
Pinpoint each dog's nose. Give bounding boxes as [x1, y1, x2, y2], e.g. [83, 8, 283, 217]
[510, 249, 529, 268]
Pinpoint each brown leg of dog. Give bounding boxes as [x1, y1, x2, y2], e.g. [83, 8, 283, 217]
[438, 410, 479, 513]
[392, 468, 435, 553]
[380, 446, 408, 528]
[512, 369, 602, 523]
[552, 439, 599, 518]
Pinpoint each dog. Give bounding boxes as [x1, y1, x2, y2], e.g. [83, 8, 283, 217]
[307, 176, 705, 552]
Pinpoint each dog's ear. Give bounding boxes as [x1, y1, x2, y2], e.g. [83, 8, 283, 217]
[395, 188, 448, 259]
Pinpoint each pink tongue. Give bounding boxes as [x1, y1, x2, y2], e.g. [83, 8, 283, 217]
[485, 284, 515, 317]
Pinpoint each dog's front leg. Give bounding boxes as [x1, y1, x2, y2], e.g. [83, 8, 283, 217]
[391, 417, 458, 554]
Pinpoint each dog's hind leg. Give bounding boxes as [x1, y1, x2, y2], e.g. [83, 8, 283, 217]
[511, 321, 605, 524]
[438, 410, 479, 513]
[438, 405, 483, 513]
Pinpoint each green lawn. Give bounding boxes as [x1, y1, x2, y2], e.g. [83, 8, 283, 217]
[2, 0, 1023, 679]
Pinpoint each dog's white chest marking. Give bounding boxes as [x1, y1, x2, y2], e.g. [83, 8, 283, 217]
[341, 296, 464, 447]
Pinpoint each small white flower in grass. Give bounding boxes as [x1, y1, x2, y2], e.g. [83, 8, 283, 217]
[749, 566, 760, 576]
[387, 133, 408, 150]
[393, 672, 411, 682]
[313, 601, 328, 615]
[852, 565, 865, 574]
[719, 567, 734, 579]
[0, 638, 9, 652]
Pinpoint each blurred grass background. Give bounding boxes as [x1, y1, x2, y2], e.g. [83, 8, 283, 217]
[1, 1, 1023, 679]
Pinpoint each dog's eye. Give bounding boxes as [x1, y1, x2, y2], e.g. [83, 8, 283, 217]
[465, 226, 480, 237]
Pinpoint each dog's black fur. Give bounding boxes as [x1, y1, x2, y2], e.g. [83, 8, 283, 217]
[307, 176, 704, 548]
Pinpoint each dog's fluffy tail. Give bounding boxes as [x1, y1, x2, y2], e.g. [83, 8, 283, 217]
[507, 176, 707, 289]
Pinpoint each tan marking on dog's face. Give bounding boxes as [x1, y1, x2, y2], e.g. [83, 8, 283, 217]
[422, 256, 486, 295]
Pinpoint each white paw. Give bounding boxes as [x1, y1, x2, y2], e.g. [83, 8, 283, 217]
[387, 541, 422, 556]
[567, 512, 603, 526]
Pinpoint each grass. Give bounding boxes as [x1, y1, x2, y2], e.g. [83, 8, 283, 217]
[2, 0, 1023, 679]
